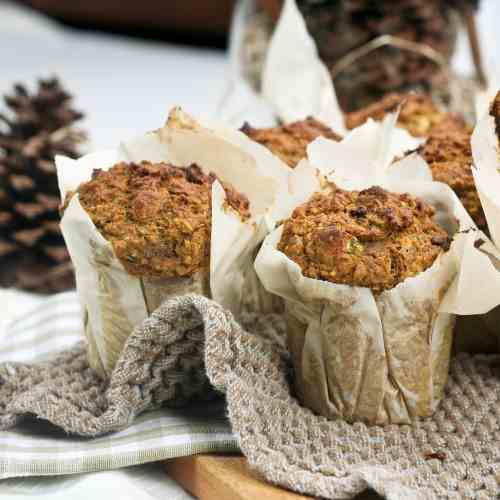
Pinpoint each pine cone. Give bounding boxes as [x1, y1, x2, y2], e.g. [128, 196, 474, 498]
[0, 78, 85, 293]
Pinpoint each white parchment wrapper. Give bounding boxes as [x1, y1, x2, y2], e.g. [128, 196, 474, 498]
[261, 0, 345, 134]
[57, 108, 284, 376]
[255, 114, 500, 424]
[217, 0, 279, 129]
[471, 99, 500, 249]
[470, 92, 500, 351]
[474, 75, 499, 122]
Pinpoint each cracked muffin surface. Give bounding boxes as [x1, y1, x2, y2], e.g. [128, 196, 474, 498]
[241, 117, 341, 168]
[74, 162, 250, 278]
[278, 185, 450, 293]
[345, 93, 466, 137]
[415, 125, 484, 227]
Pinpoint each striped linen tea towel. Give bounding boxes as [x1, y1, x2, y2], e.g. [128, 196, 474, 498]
[0, 289, 237, 479]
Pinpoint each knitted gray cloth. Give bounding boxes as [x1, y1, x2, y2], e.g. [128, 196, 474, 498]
[1, 294, 499, 499]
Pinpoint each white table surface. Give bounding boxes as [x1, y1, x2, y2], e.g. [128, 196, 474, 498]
[1, 1, 499, 499]
[0, 464, 192, 500]
[0, 2, 228, 151]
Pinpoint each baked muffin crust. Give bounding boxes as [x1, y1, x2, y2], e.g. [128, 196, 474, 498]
[278, 185, 450, 292]
[241, 117, 341, 168]
[416, 125, 485, 227]
[345, 93, 465, 138]
[76, 162, 250, 278]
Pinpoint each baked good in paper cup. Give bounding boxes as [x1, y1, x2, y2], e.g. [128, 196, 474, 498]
[256, 172, 457, 425]
[56, 108, 284, 377]
[255, 114, 500, 424]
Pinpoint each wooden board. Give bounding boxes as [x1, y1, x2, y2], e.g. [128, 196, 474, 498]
[166, 454, 382, 500]
[165, 454, 312, 500]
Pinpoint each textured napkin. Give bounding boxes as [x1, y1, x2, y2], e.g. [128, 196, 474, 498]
[1, 293, 500, 499]
[0, 291, 236, 479]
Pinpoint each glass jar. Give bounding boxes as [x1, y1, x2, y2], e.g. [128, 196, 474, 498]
[231, 0, 488, 119]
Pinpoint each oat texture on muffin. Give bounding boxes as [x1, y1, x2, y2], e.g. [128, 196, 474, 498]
[75, 162, 250, 278]
[345, 93, 466, 138]
[241, 117, 341, 168]
[416, 124, 484, 227]
[278, 185, 450, 292]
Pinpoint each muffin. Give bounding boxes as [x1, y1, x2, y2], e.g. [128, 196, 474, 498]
[345, 92, 465, 138]
[63, 161, 251, 375]
[241, 117, 341, 168]
[278, 185, 450, 292]
[415, 125, 485, 228]
[76, 162, 249, 280]
[58, 107, 281, 377]
[255, 162, 468, 424]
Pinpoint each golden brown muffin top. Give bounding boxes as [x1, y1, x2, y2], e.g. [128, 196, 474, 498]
[241, 117, 342, 168]
[416, 125, 485, 227]
[345, 93, 465, 138]
[76, 162, 250, 278]
[278, 185, 450, 292]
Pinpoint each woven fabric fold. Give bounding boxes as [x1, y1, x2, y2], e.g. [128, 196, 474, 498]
[0, 295, 219, 435]
[1, 294, 500, 499]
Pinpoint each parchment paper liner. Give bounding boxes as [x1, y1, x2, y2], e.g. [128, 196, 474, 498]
[57, 108, 287, 376]
[471, 96, 500, 249]
[471, 92, 500, 351]
[255, 114, 500, 424]
[261, 0, 345, 133]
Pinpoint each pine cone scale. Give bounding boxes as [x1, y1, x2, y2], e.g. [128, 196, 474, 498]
[37, 159, 57, 175]
[0, 240, 16, 257]
[0, 78, 85, 293]
[14, 202, 47, 220]
[13, 227, 46, 247]
[36, 193, 60, 211]
[0, 212, 13, 225]
[43, 245, 69, 263]
[10, 174, 35, 192]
